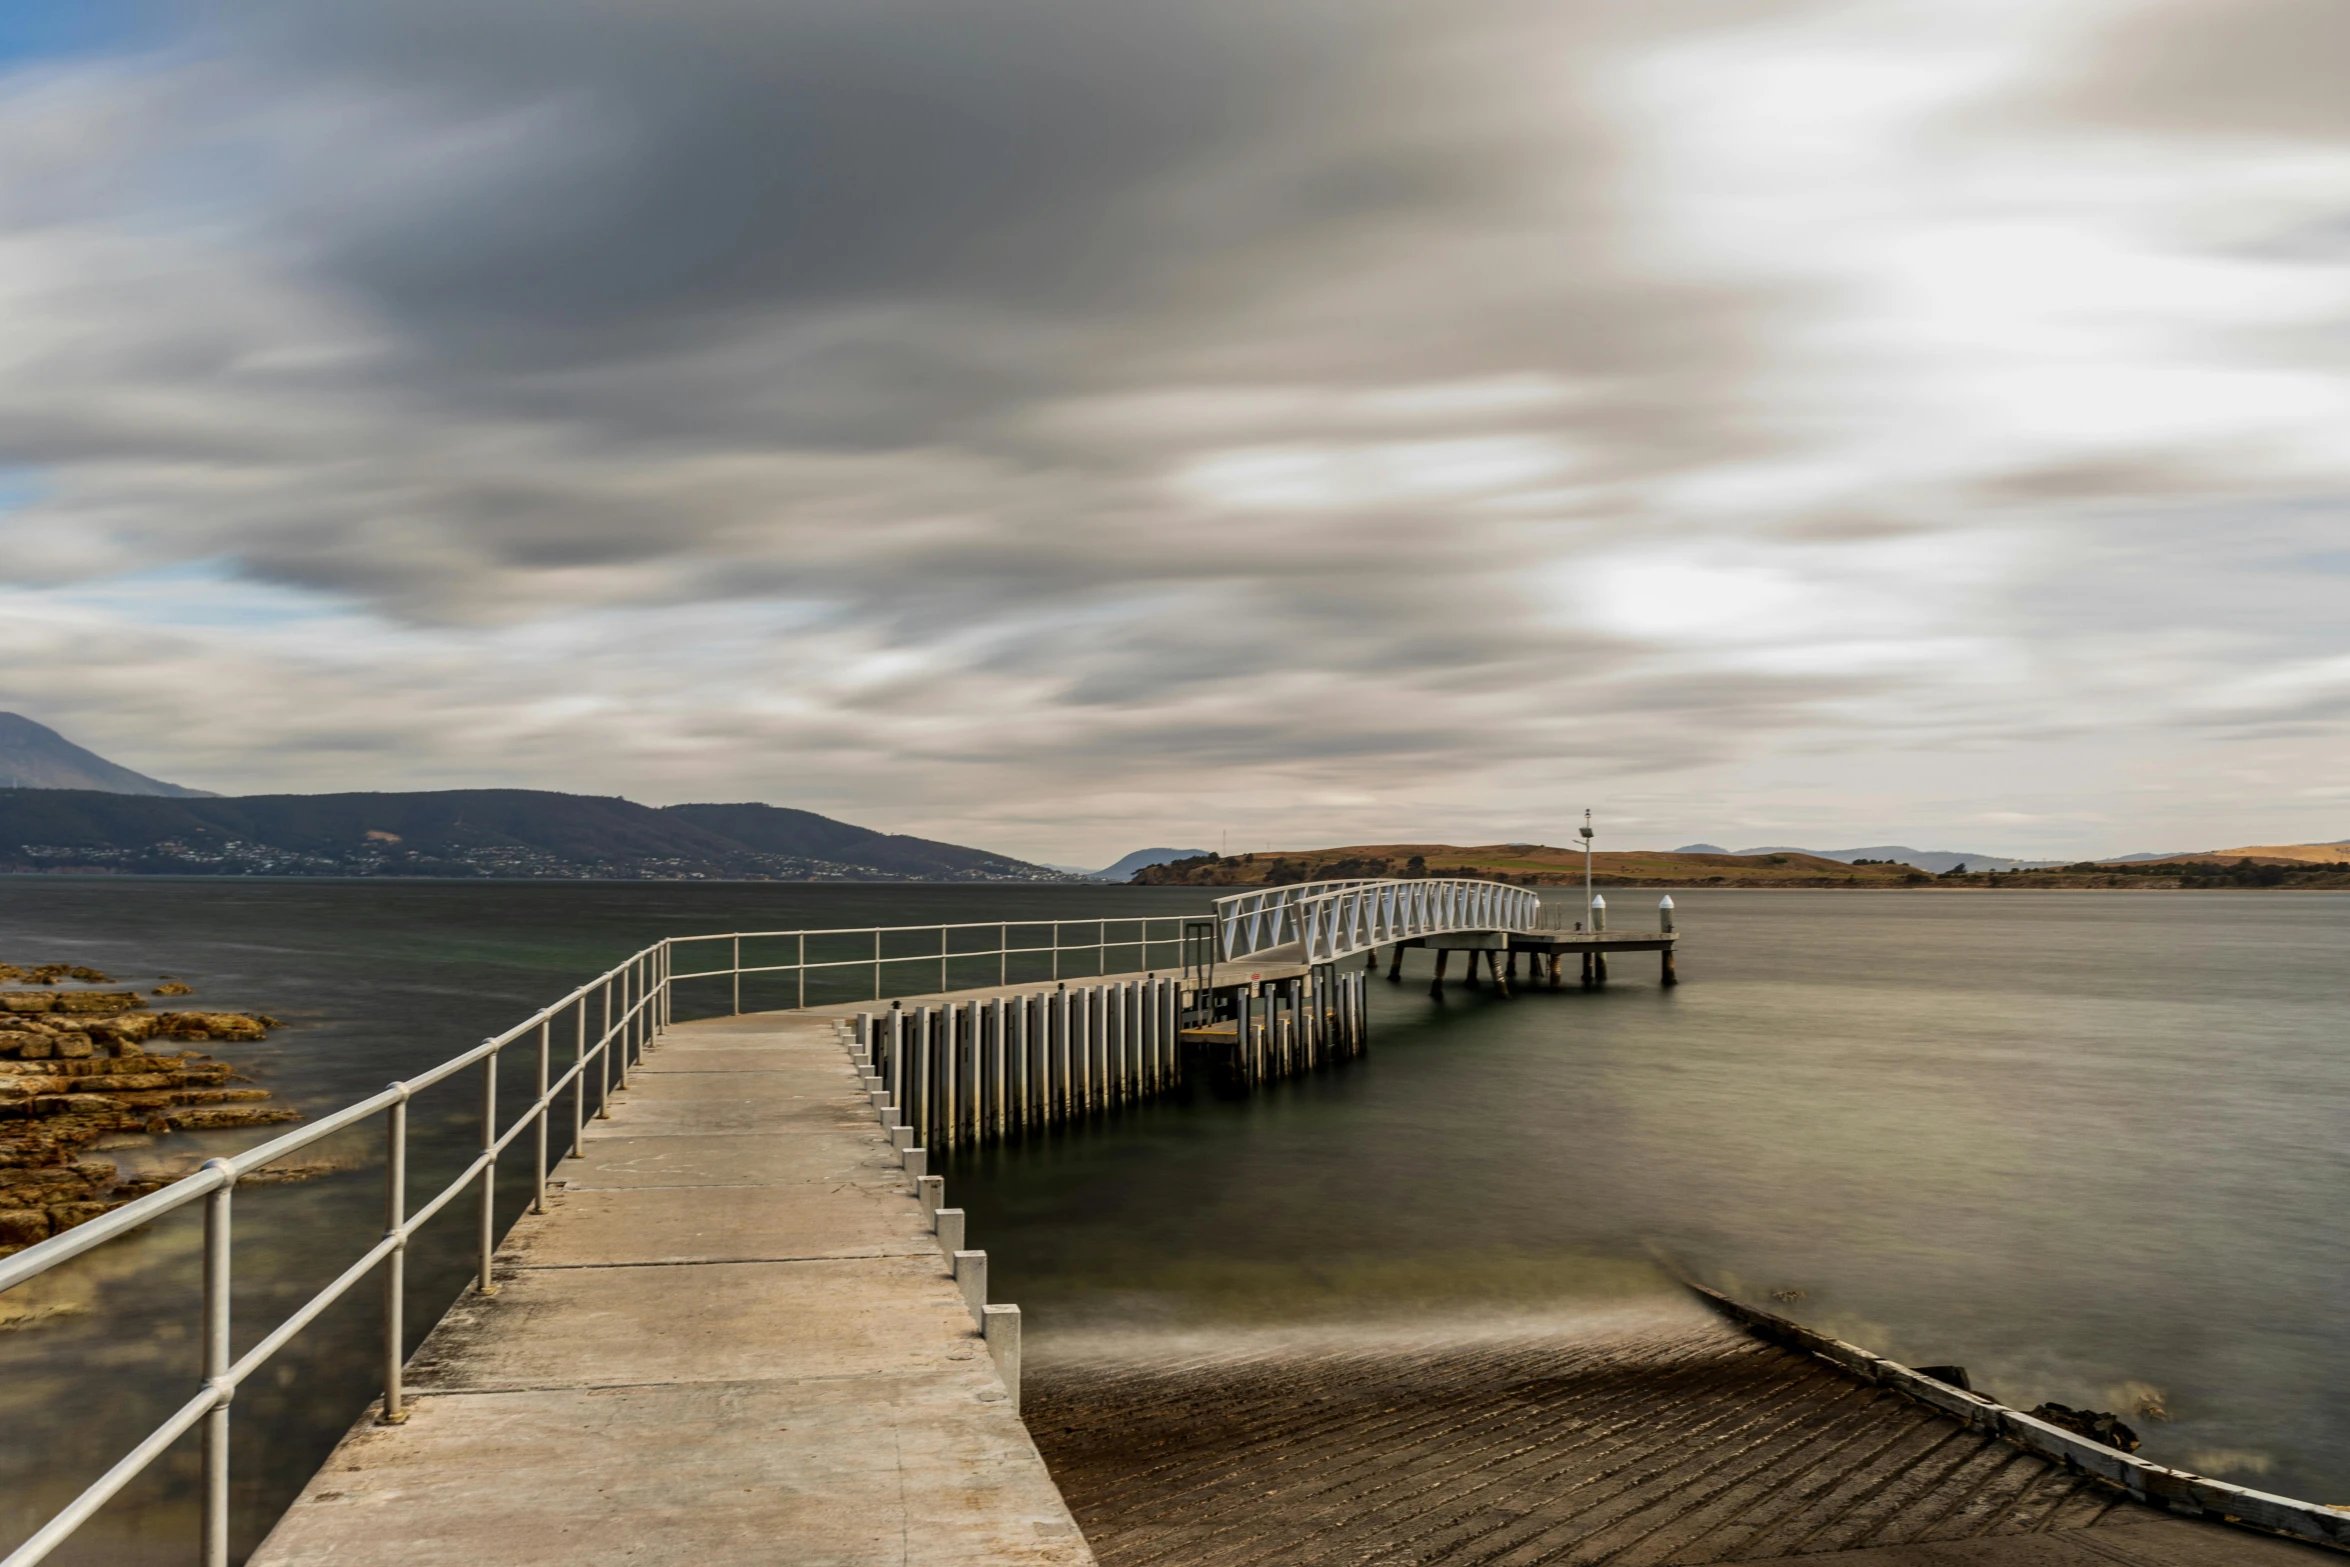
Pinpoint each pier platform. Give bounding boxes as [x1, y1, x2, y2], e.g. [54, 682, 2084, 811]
[248, 1012, 1090, 1567]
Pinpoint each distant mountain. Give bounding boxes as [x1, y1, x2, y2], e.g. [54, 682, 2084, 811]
[660, 802, 1057, 880]
[1675, 842, 2065, 874]
[1094, 847, 1211, 882]
[0, 713, 213, 798]
[0, 788, 1081, 882]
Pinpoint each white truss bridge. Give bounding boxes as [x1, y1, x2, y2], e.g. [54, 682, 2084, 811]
[1213, 877, 1545, 966]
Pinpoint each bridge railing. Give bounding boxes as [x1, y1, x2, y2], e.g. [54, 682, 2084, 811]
[0, 939, 672, 1567]
[1216, 878, 1543, 965]
[0, 912, 1207, 1567]
[665, 916, 1193, 1011]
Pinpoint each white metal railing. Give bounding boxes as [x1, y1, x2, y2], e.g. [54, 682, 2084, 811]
[0, 912, 1205, 1567]
[0, 940, 672, 1567]
[665, 917, 1193, 1011]
[4, 898, 1508, 1565]
[1215, 878, 1543, 965]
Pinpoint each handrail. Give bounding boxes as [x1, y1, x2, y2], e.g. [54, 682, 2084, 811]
[1214, 877, 1544, 964]
[3, 897, 1467, 1565]
[0, 935, 674, 1567]
[0, 907, 1211, 1567]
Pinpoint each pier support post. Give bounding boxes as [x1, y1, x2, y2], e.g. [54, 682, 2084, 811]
[1430, 949, 1450, 996]
[1581, 952, 1594, 988]
[1662, 948, 1677, 986]
[1595, 952, 1609, 984]
[1388, 945, 1404, 982]
[1493, 951, 1511, 998]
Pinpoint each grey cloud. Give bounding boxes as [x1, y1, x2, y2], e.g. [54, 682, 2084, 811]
[7, 0, 2350, 860]
[2045, 0, 2350, 141]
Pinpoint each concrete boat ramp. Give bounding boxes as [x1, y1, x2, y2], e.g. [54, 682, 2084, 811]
[250, 1009, 1088, 1567]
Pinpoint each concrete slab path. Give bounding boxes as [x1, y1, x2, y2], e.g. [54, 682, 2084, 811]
[249, 1012, 1092, 1567]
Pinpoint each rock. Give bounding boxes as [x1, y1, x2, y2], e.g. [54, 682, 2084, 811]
[14, 1036, 52, 1060]
[150, 1012, 269, 1042]
[2029, 1402, 2141, 1453]
[50, 991, 145, 1016]
[152, 981, 193, 996]
[52, 1033, 93, 1060]
[44, 1201, 111, 1231]
[0, 993, 54, 1014]
[0, 1209, 51, 1246]
[164, 1106, 301, 1132]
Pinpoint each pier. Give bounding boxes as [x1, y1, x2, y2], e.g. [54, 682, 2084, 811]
[4, 877, 2346, 1566]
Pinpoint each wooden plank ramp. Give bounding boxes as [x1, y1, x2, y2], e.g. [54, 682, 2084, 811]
[1025, 1305, 2332, 1566]
[248, 1010, 1090, 1567]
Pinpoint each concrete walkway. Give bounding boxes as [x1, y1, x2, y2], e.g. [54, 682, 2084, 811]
[250, 1012, 1092, 1567]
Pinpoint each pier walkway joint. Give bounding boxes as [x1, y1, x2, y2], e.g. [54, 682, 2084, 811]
[250, 1011, 1090, 1567]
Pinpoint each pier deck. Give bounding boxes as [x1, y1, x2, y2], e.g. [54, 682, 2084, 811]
[249, 1011, 1090, 1567]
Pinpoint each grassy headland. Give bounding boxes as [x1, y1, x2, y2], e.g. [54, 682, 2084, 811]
[1129, 845, 2350, 890]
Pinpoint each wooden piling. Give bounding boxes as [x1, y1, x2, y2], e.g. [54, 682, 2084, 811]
[1388, 945, 1404, 982]
[1430, 949, 1450, 995]
[1662, 948, 1677, 986]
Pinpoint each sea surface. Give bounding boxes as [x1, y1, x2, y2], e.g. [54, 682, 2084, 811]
[0, 880, 2344, 1563]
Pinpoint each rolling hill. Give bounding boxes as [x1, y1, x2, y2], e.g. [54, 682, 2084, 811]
[1129, 843, 1928, 889]
[0, 789, 1077, 882]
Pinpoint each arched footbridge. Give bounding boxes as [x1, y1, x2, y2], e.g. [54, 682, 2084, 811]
[1206, 876, 1678, 991]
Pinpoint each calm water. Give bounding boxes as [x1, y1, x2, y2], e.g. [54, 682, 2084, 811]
[1, 881, 2345, 1562]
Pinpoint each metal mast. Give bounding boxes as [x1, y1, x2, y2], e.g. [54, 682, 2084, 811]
[1580, 808, 1594, 927]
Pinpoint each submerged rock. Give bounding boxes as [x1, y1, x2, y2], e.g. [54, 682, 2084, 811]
[0, 964, 300, 1257]
[2029, 1402, 2141, 1452]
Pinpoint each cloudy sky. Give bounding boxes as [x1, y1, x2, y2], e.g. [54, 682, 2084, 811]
[3, 0, 2348, 863]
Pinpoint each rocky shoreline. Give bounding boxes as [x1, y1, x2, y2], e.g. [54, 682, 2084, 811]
[0, 963, 301, 1258]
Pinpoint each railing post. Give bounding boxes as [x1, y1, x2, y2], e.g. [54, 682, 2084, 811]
[1000, 924, 1008, 988]
[732, 935, 742, 1016]
[597, 979, 613, 1118]
[380, 1087, 410, 1425]
[200, 1158, 234, 1567]
[534, 1018, 551, 1213]
[572, 996, 588, 1155]
[798, 933, 807, 1010]
[478, 1046, 499, 1296]
[873, 929, 882, 1001]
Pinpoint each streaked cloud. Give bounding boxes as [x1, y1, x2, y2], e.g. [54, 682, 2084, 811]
[1, 0, 2348, 859]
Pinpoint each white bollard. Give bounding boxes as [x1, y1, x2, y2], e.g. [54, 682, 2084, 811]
[934, 1205, 964, 1251]
[983, 1303, 1022, 1411]
[1659, 894, 1675, 933]
[953, 1248, 987, 1324]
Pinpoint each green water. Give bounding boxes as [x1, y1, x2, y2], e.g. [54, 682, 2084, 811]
[1, 881, 2345, 1561]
